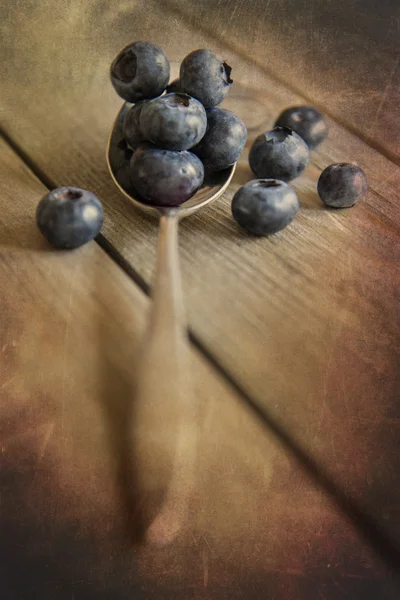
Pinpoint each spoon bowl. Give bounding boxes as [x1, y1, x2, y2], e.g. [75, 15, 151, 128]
[107, 102, 236, 218]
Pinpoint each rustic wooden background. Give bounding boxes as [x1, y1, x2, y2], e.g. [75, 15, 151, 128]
[1, 0, 400, 597]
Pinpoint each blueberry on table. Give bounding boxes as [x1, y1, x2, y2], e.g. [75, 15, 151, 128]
[110, 41, 170, 102]
[192, 107, 247, 171]
[317, 163, 368, 208]
[130, 144, 204, 206]
[36, 187, 103, 249]
[180, 49, 232, 108]
[275, 106, 328, 150]
[122, 101, 146, 149]
[166, 78, 182, 94]
[139, 93, 207, 151]
[249, 127, 310, 182]
[232, 179, 299, 236]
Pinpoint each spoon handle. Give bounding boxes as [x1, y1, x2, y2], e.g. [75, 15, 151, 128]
[131, 212, 197, 546]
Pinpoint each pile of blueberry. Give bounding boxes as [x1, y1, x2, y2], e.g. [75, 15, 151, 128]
[36, 41, 368, 249]
[108, 42, 247, 207]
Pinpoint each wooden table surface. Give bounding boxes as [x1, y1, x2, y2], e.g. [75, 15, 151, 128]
[1, 1, 400, 598]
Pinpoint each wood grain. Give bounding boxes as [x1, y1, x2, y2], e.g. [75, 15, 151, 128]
[163, 0, 400, 162]
[2, 0, 400, 530]
[2, 136, 397, 596]
[1, 0, 400, 565]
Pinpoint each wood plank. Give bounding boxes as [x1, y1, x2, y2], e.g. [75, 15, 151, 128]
[2, 0, 400, 546]
[163, 0, 400, 162]
[2, 137, 398, 596]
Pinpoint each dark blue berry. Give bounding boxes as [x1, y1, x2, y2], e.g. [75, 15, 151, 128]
[116, 101, 133, 126]
[130, 144, 204, 206]
[166, 78, 182, 94]
[179, 49, 232, 108]
[249, 127, 310, 182]
[139, 93, 207, 151]
[192, 107, 247, 170]
[232, 179, 299, 236]
[110, 103, 131, 145]
[122, 101, 146, 149]
[36, 187, 103, 249]
[111, 140, 135, 193]
[275, 106, 328, 150]
[110, 41, 170, 102]
[109, 130, 132, 173]
[317, 163, 368, 208]
[108, 122, 135, 194]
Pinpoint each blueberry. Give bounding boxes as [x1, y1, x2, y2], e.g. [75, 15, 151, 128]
[249, 127, 310, 182]
[192, 107, 247, 170]
[36, 187, 103, 249]
[109, 111, 137, 194]
[317, 163, 368, 208]
[180, 49, 232, 108]
[232, 179, 299, 236]
[109, 137, 135, 193]
[116, 101, 133, 126]
[122, 101, 146, 149]
[109, 129, 133, 172]
[110, 41, 170, 102]
[110, 104, 130, 145]
[166, 78, 182, 94]
[130, 144, 204, 206]
[275, 106, 328, 150]
[139, 93, 207, 151]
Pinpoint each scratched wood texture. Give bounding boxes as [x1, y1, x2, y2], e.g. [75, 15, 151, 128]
[164, 0, 400, 163]
[2, 136, 397, 597]
[1, 0, 400, 596]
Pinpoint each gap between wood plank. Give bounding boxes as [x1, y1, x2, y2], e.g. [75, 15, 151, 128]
[155, 0, 400, 167]
[2, 127, 400, 579]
